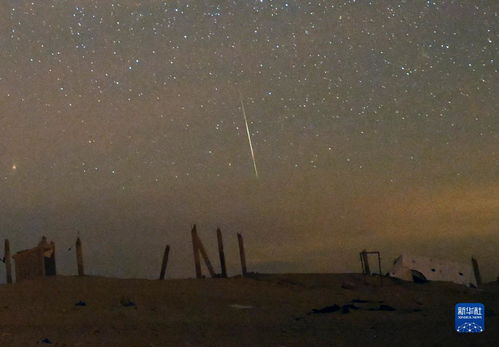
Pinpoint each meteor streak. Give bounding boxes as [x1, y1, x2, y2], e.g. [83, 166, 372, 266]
[239, 92, 259, 179]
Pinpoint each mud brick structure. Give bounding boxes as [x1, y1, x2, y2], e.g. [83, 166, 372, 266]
[12, 236, 56, 282]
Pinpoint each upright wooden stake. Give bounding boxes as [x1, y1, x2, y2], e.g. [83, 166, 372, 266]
[377, 252, 383, 287]
[48, 241, 57, 275]
[4, 239, 12, 284]
[195, 234, 216, 278]
[159, 245, 170, 280]
[216, 228, 227, 278]
[191, 225, 202, 278]
[76, 237, 84, 276]
[471, 257, 482, 287]
[237, 233, 247, 276]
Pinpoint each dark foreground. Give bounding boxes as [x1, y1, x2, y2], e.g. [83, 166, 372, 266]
[0, 273, 497, 346]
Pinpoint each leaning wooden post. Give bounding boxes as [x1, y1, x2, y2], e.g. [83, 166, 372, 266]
[76, 237, 84, 276]
[195, 233, 216, 278]
[471, 257, 482, 287]
[361, 249, 370, 275]
[191, 225, 202, 278]
[4, 239, 12, 284]
[159, 245, 170, 280]
[237, 233, 247, 276]
[217, 228, 227, 278]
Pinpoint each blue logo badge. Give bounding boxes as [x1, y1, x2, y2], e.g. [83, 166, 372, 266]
[455, 303, 485, 333]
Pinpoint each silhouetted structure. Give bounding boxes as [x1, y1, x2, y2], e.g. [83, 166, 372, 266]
[360, 249, 382, 286]
[217, 228, 227, 278]
[237, 233, 247, 277]
[76, 237, 84, 276]
[159, 244, 170, 280]
[191, 225, 216, 278]
[4, 239, 12, 284]
[471, 257, 482, 287]
[12, 236, 56, 282]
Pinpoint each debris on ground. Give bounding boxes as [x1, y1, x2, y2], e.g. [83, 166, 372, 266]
[341, 281, 356, 290]
[311, 301, 397, 315]
[229, 304, 253, 309]
[341, 304, 360, 314]
[120, 298, 136, 307]
[311, 304, 340, 314]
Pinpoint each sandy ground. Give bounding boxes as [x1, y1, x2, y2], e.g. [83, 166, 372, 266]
[0, 273, 497, 346]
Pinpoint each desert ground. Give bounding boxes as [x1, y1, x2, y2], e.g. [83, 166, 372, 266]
[0, 273, 497, 346]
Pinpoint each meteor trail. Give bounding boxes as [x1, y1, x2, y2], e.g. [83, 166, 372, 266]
[239, 92, 259, 179]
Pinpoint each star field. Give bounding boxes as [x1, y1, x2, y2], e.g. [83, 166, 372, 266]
[0, 0, 497, 280]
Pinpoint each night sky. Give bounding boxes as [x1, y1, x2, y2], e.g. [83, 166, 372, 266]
[0, 0, 497, 282]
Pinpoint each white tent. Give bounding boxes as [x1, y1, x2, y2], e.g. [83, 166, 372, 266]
[389, 254, 477, 287]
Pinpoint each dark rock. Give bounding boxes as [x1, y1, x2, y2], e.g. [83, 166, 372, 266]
[341, 281, 356, 290]
[312, 304, 340, 314]
[341, 304, 359, 314]
[120, 298, 136, 307]
[351, 299, 369, 303]
[378, 304, 396, 311]
[368, 304, 396, 311]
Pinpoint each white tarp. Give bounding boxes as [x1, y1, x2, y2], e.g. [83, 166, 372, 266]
[389, 254, 477, 287]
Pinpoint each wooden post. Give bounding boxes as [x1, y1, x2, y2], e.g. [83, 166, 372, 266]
[159, 245, 170, 280]
[75, 237, 84, 276]
[195, 233, 216, 278]
[191, 225, 202, 278]
[237, 233, 247, 276]
[377, 251, 383, 287]
[361, 250, 370, 275]
[4, 239, 12, 284]
[217, 228, 227, 278]
[471, 257, 482, 287]
[48, 241, 57, 276]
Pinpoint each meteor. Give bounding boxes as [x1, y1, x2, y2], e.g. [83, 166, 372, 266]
[239, 92, 259, 179]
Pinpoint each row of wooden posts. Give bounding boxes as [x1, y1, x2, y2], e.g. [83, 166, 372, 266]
[188, 224, 247, 279]
[3, 225, 248, 283]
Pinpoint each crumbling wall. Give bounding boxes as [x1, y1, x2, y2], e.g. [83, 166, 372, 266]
[13, 248, 45, 282]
